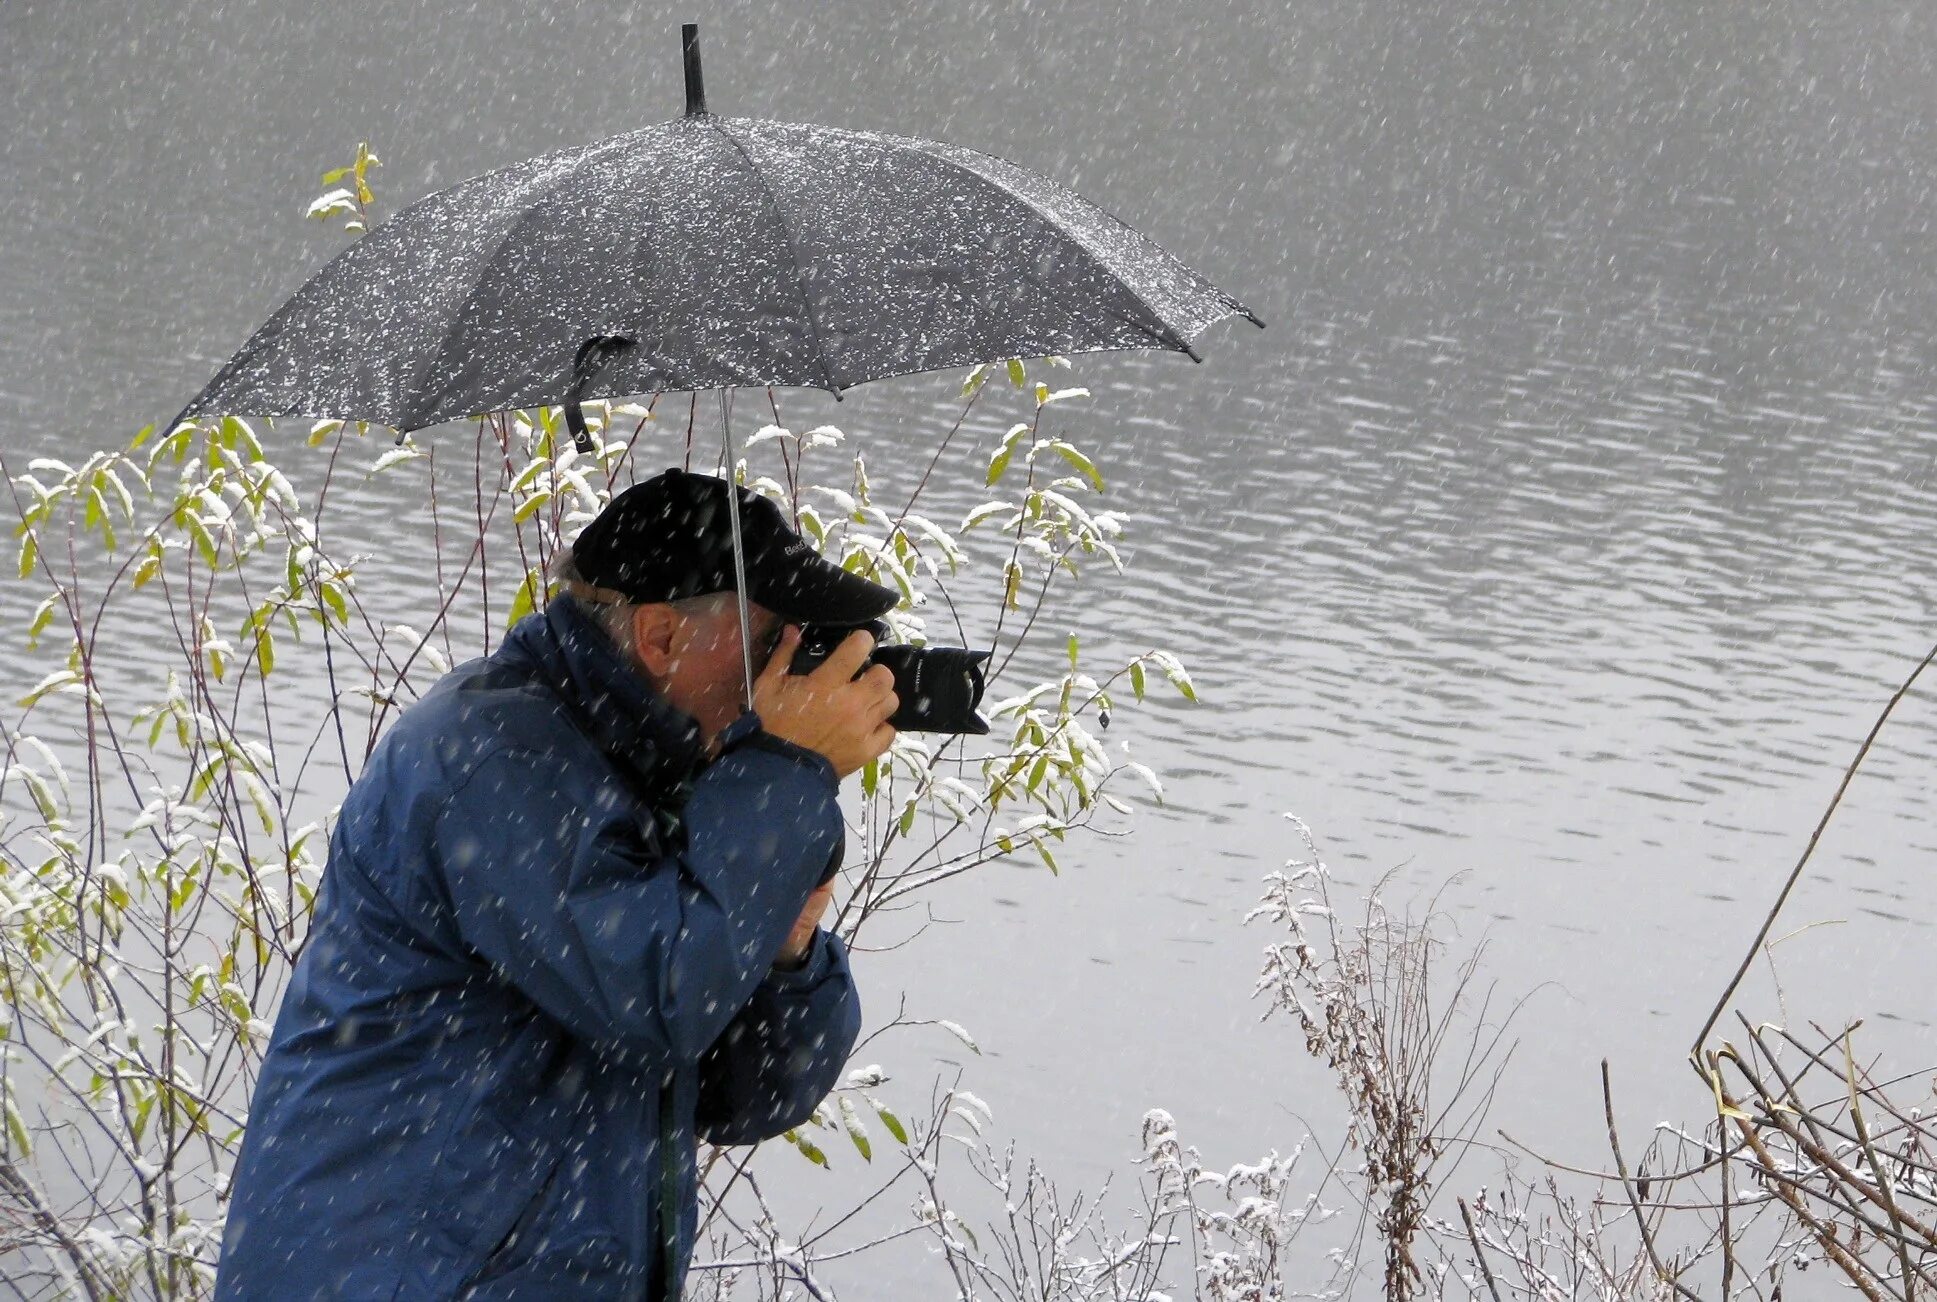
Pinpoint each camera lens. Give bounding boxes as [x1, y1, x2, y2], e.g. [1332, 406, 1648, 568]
[786, 621, 989, 734]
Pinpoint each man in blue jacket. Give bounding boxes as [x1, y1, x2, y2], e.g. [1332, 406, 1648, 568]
[217, 468, 899, 1300]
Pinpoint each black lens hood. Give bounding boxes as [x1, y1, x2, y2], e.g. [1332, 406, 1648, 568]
[872, 644, 991, 736]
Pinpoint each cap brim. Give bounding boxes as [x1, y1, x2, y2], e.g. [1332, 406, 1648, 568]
[747, 550, 899, 625]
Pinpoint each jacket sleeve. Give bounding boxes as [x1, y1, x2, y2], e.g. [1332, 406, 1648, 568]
[429, 730, 842, 1070]
[694, 925, 863, 1145]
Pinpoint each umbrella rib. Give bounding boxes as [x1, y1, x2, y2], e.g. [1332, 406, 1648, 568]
[701, 118, 841, 394]
[893, 137, 1207, 357]
[922, 128, 1263, 328]
[402, 132, 649, 429]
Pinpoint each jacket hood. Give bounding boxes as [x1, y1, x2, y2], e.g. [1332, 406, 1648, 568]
[495, 596, 708, 800]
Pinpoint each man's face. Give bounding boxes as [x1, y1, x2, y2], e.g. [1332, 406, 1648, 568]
[648, 595, 785, 746]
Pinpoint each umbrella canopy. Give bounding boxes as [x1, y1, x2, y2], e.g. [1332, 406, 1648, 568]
[174, 29, 1262, 442]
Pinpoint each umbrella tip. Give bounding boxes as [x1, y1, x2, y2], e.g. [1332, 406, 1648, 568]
[682, 24, 707, 117]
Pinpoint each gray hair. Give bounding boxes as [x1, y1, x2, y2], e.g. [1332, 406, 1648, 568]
[546, 545, 737, 663]
[546, 546, 642, 657]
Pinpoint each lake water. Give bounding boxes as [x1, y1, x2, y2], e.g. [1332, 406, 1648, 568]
[6, 0, 1937, 1294]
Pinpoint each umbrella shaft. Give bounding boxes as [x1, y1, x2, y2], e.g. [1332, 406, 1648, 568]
[720, 389, 757, 712]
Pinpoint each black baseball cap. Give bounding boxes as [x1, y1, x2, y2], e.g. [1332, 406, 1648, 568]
[567, 468, 899, 625]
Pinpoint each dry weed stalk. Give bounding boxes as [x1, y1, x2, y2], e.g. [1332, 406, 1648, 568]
[1249, 815, 1518, 1300]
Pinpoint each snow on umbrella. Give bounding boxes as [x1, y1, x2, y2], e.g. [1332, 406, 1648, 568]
[172, 26, 1263, 450]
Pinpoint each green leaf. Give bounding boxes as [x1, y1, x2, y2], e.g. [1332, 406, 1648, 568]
[17, 667, 74, 707]
[183, 513, 219, 567]
[1149, 653, 1198, 702]
[16, 532, 35, 580]
[230, 419, 265, 462]
[1050, 442, 1104, 492]
[4, 1097, 31, 1157]
[320, 581, 350, 628]
[960, 501, 1011, 531]
[785, 1128, 829, 1168]
[985, 422, 1031, 487]
[1035, 840, 1059, 875]
[254, 629, 275, 678]
[321, 165, 352, 184]
[936, 1019, 980, 1055]
[861, 758, 880, 799]
[305, 193, 355, 221]
[985, 447, 1013, 487]
[1005, 358, 1026, 388]
[242, 774, 277, 835]
[19, 768, 58, 821]
[869, 1098, 909, 1145]
[369, 446, 421, 476]
[839, 1097, 872, 1162]
[1067, 633, 1079, 668]
[509, 458, 550, 494]
[513, 490, 552, 524]
[506, 566, 542, 629]
[101, 465, 136, 519]
[1129, 660, 1146, 701]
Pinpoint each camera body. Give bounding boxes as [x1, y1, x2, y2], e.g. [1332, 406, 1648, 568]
[789, 620, 990, 735]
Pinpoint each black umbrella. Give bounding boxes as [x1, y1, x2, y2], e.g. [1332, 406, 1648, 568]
[174, 27, 1261, 448]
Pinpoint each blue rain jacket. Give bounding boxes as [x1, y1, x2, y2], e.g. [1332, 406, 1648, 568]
[217, 597, 861, 1300]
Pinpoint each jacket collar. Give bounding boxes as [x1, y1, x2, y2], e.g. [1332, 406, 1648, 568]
[497, 597, 707, 799]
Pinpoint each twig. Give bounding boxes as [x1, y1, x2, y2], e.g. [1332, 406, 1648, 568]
[1603, 1060, 1703, 1302]
[1846, 1031, 1920, 1300]
[1498, 1127, 1745, 1184]
[1456, 1196, 1504, 1302]
[1692, 633, 1937, 1055]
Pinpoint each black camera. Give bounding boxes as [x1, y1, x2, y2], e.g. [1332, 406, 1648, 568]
[789, 620, 990, 735]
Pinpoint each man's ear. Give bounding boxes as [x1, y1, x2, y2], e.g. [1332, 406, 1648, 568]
[629, 603, 680, 678]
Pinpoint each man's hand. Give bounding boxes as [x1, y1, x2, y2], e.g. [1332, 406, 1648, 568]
[773, 879, 835, 971]
[753, 627, 897, 779]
